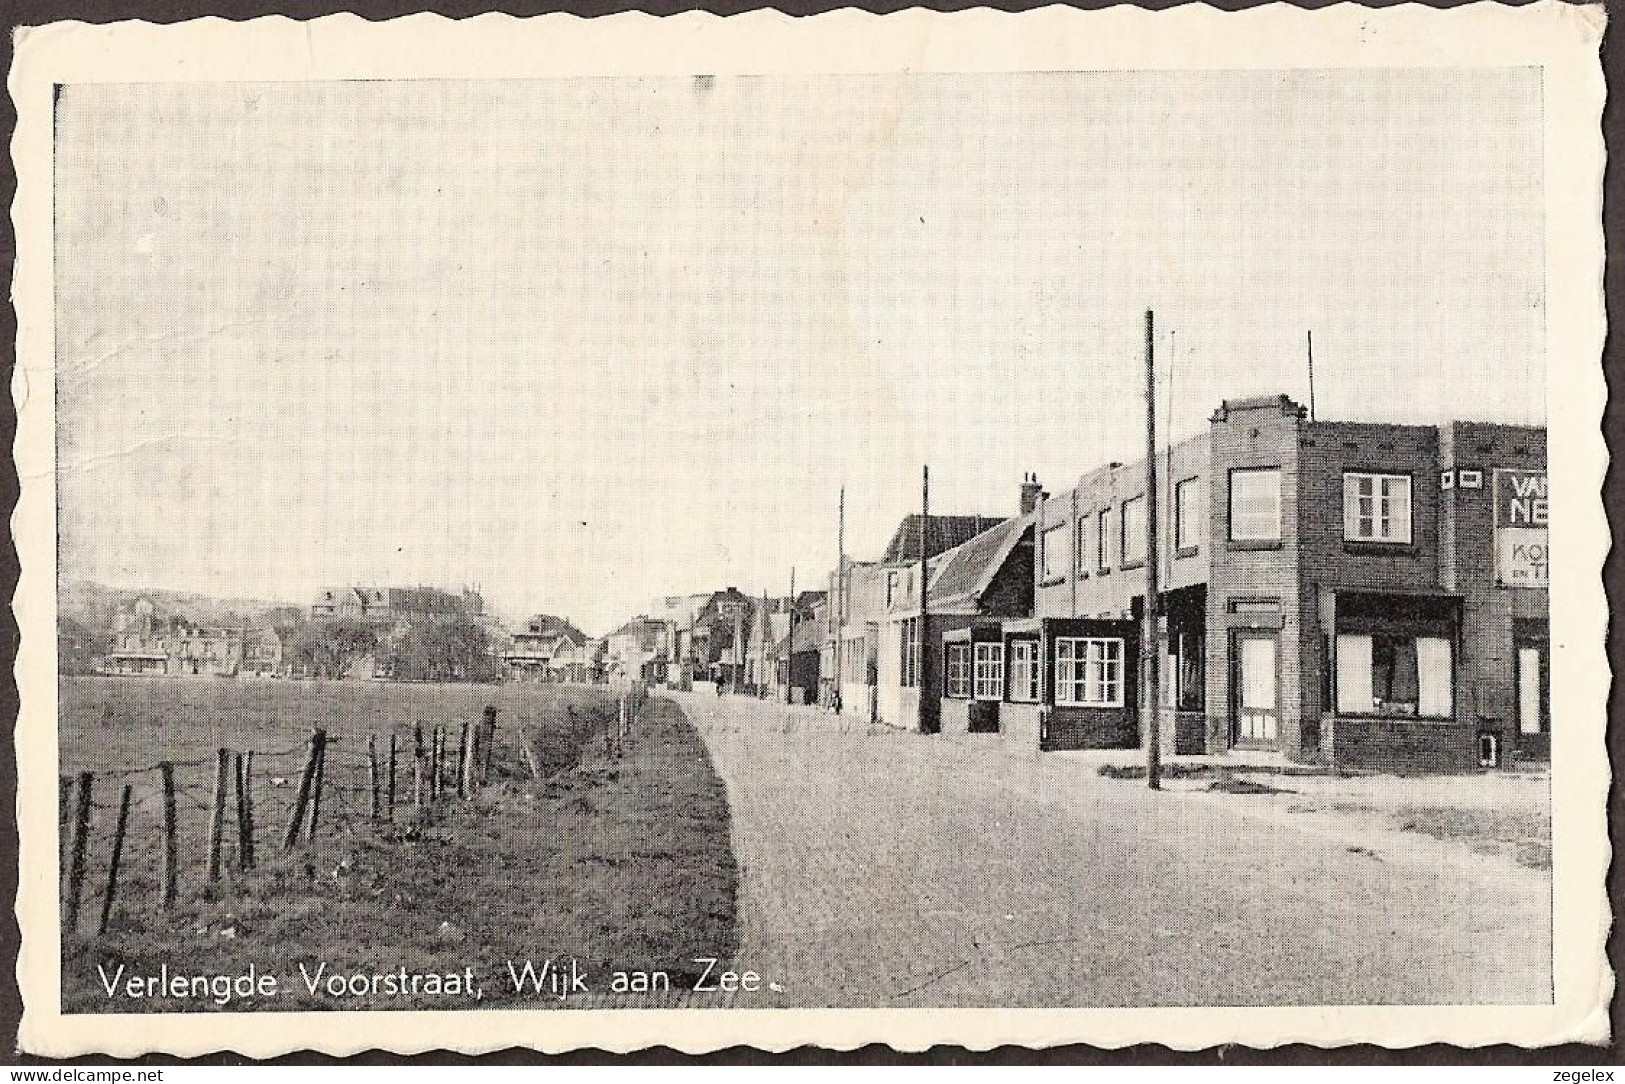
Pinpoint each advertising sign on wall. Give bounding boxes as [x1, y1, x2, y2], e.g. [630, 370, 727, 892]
[1494, 469, 1548, 588]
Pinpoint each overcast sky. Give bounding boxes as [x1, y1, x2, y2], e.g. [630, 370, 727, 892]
[55, 69, 1544, 635]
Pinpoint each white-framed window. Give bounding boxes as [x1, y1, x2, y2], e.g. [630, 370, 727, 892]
[1229, 468, 1282, 541]
[885, 571, 899, 606]
[973, 642, 1004, 701]
[1041, 522, 1070, 581]
[1007, 639, 1039, 702]
[1335, 632, 1452, 718]
[1121, 495, 1147, 565]
[1175, 477, 1201, 551]
[1097, 508, 1113, 571]
[1343, 472, 1412, 543]
[1074, 515, 1090, 575]
[1055, 637, 1125, 707]
[944, 642, 970, 698]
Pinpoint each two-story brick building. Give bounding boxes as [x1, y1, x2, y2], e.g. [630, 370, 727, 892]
[1007, 393, 1546, 770]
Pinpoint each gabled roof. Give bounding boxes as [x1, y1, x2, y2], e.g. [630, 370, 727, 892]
[520, 613, 587, 643]
[927, 516, 1033, 610]
[790, 611, 827, 654]
[879, 514, 1006, 565]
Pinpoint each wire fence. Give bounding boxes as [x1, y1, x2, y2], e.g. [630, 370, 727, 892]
[59, 687, 649, 937]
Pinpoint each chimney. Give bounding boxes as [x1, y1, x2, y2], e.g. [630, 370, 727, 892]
[1019, 472, 1044, 516]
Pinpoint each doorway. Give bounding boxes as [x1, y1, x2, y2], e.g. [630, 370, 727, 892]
[1231, 631, 1279, 747]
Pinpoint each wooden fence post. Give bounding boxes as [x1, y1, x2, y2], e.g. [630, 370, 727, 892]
[58, 776, 71, 865]
[367, 736, 380, 823]
[457, 721, 470, 800]
[413, 723, 425, 810]
[160, 763, 178, 908]
[386, 733, 397, 821]
[241, 752, 255, 869]
[64, 771, 93, 933]
[480, 706, 498, 785]
[207, 748, 230, 882]
[97, 784, 133, 935]
[429, 727, 441, 801]
[305, 730, 328, 842]
[234, 752, 254, 871]
[283, 729, 323, 850]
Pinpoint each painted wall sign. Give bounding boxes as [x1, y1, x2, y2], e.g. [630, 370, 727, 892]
[1494, 468, 1548, 588]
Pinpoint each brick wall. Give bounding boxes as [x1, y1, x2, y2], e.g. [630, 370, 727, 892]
[1205, 397, 1306, 756]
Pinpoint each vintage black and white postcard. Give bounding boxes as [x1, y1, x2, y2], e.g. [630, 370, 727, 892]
[9, 2, 1610, 1056]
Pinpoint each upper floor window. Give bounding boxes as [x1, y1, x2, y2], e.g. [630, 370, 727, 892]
[885, 571, 899, 606]
[973, 643, 1005, 701]
[1343, 472, 1412, 543]
[1041, 522, 1070, 581]
[1121, 495, 1147, 566]
[1229, 468, 1282, 542]
[1097, 508, 1113, 571]
[1074, 514, 1090, 575]
[1175, 477, 1201, 552]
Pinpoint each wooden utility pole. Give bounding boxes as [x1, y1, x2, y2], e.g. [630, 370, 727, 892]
[1306, 329, 1317, 422]
[917, 465, 930, 735]
[1145, 309, 1163, 791]
[834, 484, 845, 713]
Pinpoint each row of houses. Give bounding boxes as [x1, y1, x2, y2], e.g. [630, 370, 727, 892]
[633, 393, 1548, 772]
[103, 597, 284, 677]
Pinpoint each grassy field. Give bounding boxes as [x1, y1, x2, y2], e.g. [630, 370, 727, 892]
[59, 677, 738, 1011]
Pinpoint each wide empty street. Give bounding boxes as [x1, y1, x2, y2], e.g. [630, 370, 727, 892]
[674, 692, 1552, 1008]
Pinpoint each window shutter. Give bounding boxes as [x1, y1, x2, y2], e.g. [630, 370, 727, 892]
[1336, 633, 1373, 713]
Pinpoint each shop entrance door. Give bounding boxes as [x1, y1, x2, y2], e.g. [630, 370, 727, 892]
[1232, 631, 1278, 747]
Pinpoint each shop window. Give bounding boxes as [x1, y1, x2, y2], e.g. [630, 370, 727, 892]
[1041, 522, 1070, 581]
[973, 643, 1004, 701]
[1175, 477, 1201, 552]
[1344, 472, 1412, 543]
[1007, 639, 1039, 703]
[1335, 632, 1452, 717]
[900, 618, 920, 688]
[944, 642, 970, 698]
[1055, 637, 1124, 707]
[1121, 495, 1146, 566]
[1229, 468, 1281, 542]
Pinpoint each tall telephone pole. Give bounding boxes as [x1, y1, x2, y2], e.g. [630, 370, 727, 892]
[917, 465, 931, 734]
[785, 567, 796, 705]
[834, 484, 846, 714]
[1145, 309, 1163, 791]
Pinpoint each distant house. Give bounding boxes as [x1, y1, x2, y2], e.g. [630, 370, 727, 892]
[830, 560, 885, 722]
[689, 587, 755, 689]
[604, 616, 671, 686]
[877, 497, 1040, 728]
[243, 626, 283, 677]
[311, 585, 483, 625]
[781, 597, 826, 706]
[311, 586, 391, 622]
[104, 598, 252, 677]
[505, 613, 586, 681]
[744, 596, 792, 697]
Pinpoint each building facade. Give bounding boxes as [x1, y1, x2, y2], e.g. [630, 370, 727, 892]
[1012, 394, 1547, 770]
